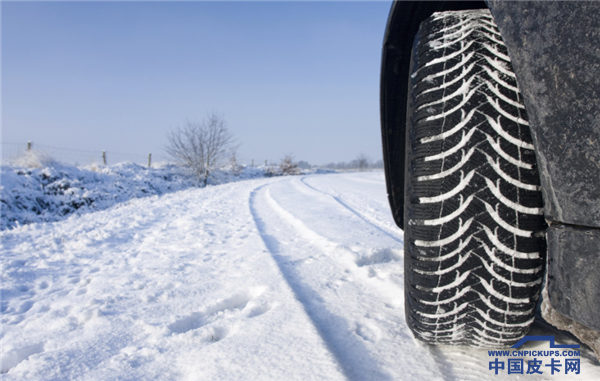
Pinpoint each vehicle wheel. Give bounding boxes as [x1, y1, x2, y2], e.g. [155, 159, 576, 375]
[404, 9, 547, 346]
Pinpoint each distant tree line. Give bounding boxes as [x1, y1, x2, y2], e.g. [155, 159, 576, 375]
[322, 154, 384, 171]
[269, 154, 384, 172]
[270, 154, 384, 172]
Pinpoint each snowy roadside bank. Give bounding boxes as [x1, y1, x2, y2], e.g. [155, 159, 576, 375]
[0, 162, 327, 231]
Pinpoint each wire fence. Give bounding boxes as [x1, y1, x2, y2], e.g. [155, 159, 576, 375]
[1, 142, 171, 167]
[1, 142, 384, 170]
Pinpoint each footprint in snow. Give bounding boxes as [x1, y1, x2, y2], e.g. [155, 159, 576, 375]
[76, 288, 87, 296]
[355, 248, 403, 267]
[167, 287, 269, 338]
[18, 300, 35, 314]
[246, 301, 272, 318]
[68, 276, 81, 284]
[208, 324, 240, 342]
[355, 319, 382, 343]
[37, 304, 51, 313]
[0, 343, 45, 374]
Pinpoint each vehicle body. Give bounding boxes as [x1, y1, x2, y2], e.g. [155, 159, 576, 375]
[381, 0, 600, 353]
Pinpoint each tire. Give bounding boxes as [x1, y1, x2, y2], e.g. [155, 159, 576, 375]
[404, 9, 547, 346]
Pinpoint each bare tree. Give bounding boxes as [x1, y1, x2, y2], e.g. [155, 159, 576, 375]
[166, 113, 238, 185]
[280, 154, 300, 175]
[356, 153, 370, 171]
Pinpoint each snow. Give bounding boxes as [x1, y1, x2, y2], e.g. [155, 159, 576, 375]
[2, 171, 599, 380]
[0, 161, 292, 231]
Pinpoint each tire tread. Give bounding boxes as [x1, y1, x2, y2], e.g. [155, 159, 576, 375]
[404, 9, 546, 346]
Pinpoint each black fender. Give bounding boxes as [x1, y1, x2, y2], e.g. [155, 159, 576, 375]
[485, 0, 600, 337]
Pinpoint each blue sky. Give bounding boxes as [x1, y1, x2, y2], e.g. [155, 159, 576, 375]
[2, 1, 393, 165]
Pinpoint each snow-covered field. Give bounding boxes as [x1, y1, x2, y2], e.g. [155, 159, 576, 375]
[2, 172, 599, 380]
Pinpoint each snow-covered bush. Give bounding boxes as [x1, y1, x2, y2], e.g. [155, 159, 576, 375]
[1, 159, 334, 230]
[8, 149, 59, 168]
[0, 162, 196, 230]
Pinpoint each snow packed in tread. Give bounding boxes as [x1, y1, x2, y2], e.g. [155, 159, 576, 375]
[404, 9, 547, 347]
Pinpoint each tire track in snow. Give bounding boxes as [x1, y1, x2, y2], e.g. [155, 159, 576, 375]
[249, 184, 389, 381]
[265, 175, 516, 380]
[249, 180, 444, 381]
[299, 176, 404, 245]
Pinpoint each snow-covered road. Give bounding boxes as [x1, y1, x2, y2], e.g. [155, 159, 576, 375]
[2, 173, 599, 380]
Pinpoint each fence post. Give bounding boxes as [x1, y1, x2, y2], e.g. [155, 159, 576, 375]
[265, 160, 267, 166]
[251, 159, 254, 167]
[102, 150, 107, 165]
[27, 141, 32, 151]
[148, 153, 152, 168]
